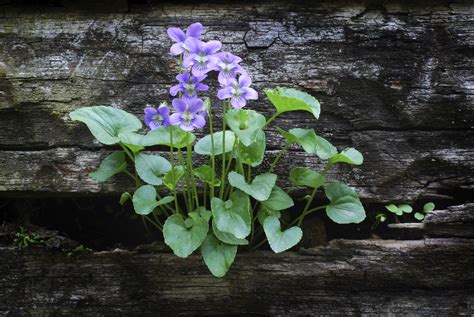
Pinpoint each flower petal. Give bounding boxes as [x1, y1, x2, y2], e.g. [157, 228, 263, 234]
[184, 37, 202, 54]
[217, 87, 233, 100]
[172, 98, 186, 113]
[169, 113, 182, 126]
[193, 114, 206, 129]
[195, 82, 209, 91]
[170, 43, 185, 56]
[180, 123, 195, 132]
[186, 22, 203, 38]
[182, 55, 195, 68]
[238, 71, 252, 88]
[231, 96, 247, 109]
[242, 87, 258, 100]
[170, 84, 182, 96]
[203, 40, 222, 54]
[167, 27, 186, 43]
[188, 98, 204, 113]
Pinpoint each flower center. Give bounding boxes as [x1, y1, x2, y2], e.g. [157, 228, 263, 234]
[182, 111, 194, 124]
[152, 113, 163, 123]
[232, 87, 243, 98]
[184, 83, 196, 95]
[195, 53, 208, 66]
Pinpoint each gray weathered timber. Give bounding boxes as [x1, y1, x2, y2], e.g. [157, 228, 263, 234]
[0, 1, 473, 199]
[425, 203, 474, 238]
[0, 238, 473, 316]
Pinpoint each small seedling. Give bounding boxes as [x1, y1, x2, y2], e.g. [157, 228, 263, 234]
[14, 226, 42, 249]
[65, 244, 92, 257]
[385, 204, 413, 216]
[414, 202, 436, 220]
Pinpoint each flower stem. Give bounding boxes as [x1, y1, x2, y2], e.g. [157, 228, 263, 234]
[219, 101, 228, 199]
[178, 147, 191, 212]
[269, 142, 289, 172]
[209, 107, 216, 200]
[169, 127, 181, 214]
[187, 138, 199, 208]
[264, 112, 279, 128]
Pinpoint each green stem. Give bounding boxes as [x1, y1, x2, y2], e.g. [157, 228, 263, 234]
[178, 148, 191, 212]
[143, 215, 163, 232]
[209, 107, 216, 200]
[263, 112, 279, 128]
[247, 164, 252, 183]
[169, 127, 181, 214]
[269, 142, 289, 172]
[187, 139, 199, 208]
[219, 101, 228, 199]
[203, 184, 207, 209]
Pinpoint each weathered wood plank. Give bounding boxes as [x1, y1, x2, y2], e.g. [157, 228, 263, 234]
[425, 203, 474, 238]
[0, 238, 472, 316]
[0, 129, 473, 201]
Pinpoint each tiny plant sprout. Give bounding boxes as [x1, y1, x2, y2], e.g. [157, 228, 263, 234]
[69, 23, 367, 278]
[385, 203, 412, 216]
[414, 202, 436, 221]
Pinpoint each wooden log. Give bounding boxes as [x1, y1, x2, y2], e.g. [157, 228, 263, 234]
[0, 1, 472, 199]
[424, 203, 474, 238]
[0, 238, 472, 315]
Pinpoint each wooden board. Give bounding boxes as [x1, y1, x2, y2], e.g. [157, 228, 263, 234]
[0, 1, 473, 201]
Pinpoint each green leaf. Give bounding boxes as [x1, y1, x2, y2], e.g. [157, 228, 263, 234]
[89, 151, 127, 182]
[265, 87, 320, 119]
[277, 128, 337, 160]
[132, 185, 174, 215]
[163, 166, 185, 190]
[375, 213, 387, 222]
[228, 172, 277, 201]
[163, 212, 209, 258]
[225, 109, 266, 146]
[118, 131, 146, 153]
[212, 221, 249, 245]
[385, 204, 403, 216]
[135, 153, 171, 186]
[211, 190, 251, 239]
[235, 129, 266, 167]
[398, 204, 413, 213]
[119, 192, 131, 205]
[201, 233, 237, 278]
[261, 186, 294, 211]
[329, 148, 364, 166]
[414, 212, 425, 220]
[325, 182, 365, 224]
[423, 202, 435, 213]
[257, 207, 281, 225]
[143, 125, 195, 149]
[263, 216, 302, 253]
[195, 131, 236, 156]
[70, 106, 142, 145]
[194, 164, 220, 187]
[326, 196, 366, 224]
[289, 167, 326, 189]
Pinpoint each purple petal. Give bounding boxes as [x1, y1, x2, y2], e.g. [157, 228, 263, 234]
[242, 87, 258, 100]
[182, 55, 195, 68]
[167, 27, 186, 43]
[218, 72, 235, 87]
[238, 72, 252, 88]
[193, 114, 206, 129]
[158, 105, 170, 117]
[169, 113, 182, 126]
[170, 84, 182, 96]
[170, 43, 185, 56]
[172, 98, 186, 113]
[191, 64, 210, 77]
[217, 52, 242, 64]
[148, 121, 161, 130]
[186, 22, 203, 38]
[180, 123, 195, 132]
[184, 37, 202, 54]
[144, 107, 158, 117]
[217, 87, 233, 100]
[195, 82, 209, 91]
[203, 40, 222, 54]
[231, 96, 246, 109]
[188, 99, 204, 113]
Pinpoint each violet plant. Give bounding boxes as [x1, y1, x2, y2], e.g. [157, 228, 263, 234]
[69, 22, 366, 277]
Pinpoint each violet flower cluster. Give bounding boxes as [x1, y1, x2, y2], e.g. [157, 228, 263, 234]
[144, 22, 258, 131]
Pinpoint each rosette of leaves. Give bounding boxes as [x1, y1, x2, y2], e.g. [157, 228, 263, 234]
[70, 86, 367, 278]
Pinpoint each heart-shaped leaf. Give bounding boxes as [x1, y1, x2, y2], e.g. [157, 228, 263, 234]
[163, 166, 185, 190]
[225, 109, 266, 146]
[163, 212, 209, 258]
[143, 125, 195, 149]
[277, 128, 337, 160]
[329, 148, 363, 166]
[235, 130, 266, 167]
[325, 182, 365, 224]
[265, 87, 320, 119]
[201, 233, 237, 278]
[212, 221, 248, 245]
[261, 186, 294, 211]
[89, 151, 127, 182]
[256, 207, 281, 225]
[263, 216, 302, 253]
[228, 172, 277, 201]
[195, 131, 236, 156]
[135, 153, 172, 186]
[211, 190, 251, 239]
[132, 185, 174, 215]
[70, 106, 142, 145]
[194, 164, 220, 187]
[289, 167, 326, 189]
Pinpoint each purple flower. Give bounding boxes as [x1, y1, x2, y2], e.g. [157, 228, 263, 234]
[217, 72, 258, 109]
[215, 52, 244, 86]
[170, 72, 209, 98]
[167, 22, 203, 56]
[144, 103, 171, 130]
[182, 38, 221, 76]
[169, 97, 206, 131]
